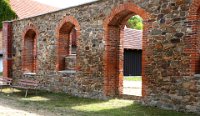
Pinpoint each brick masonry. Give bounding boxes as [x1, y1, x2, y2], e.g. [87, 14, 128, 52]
[0, 30, 2, 53]
[3, 0, 200, 114]
[3, 22, 12, 78]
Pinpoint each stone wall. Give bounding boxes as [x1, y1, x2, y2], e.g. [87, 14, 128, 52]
[65, 55, 76, 70]
[3, 0, 200, 114]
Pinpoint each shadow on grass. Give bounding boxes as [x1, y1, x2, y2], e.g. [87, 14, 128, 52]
[0, 88, 198, 116]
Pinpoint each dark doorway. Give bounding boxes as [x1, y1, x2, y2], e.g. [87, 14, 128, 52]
[124, 49, 142, 76]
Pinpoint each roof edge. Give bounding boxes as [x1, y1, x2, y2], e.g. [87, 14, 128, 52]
[5, 0, 101, 22]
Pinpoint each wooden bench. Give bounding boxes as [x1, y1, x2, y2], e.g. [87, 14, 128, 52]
[0, 77, 12, 92]
[12, 79, 39, 97]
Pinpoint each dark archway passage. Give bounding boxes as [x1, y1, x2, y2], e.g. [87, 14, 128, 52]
[22, 29, 37, 73]
[103, 3, 151, 97]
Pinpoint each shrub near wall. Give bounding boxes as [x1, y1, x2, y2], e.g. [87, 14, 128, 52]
[0, 0, 17, 28]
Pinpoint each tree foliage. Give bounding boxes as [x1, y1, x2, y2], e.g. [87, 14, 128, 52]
[126, 15, 143, 30]
[0, 0, 17, 28]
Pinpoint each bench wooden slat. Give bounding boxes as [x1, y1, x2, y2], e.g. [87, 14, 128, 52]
[0, 77, 12, 80]
[1, 77, 40, 97]
[12, 79, 39, 97]
[12, 85, 37, 90]
[18, 82, 38, 87]
[14, 80, 39, 88]
[0, 77, 13, 92]
[0, 78, 12, 81]
[0, 77, 12, 85]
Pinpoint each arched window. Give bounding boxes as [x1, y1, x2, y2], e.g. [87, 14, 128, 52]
[56, 16, 80, 71]
[22, 29, 37, 73]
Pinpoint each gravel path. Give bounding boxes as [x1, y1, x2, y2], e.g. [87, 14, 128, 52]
[0, 96, 40, 116]
[0, 96, 55, 116]
[0, 105, 39, 116]
[123, 81, 142, 96]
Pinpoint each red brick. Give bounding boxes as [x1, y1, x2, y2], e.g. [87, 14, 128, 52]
[103, 2, 152, 97]
[187, 0, 200, 74]
[3, 22, 12, 78]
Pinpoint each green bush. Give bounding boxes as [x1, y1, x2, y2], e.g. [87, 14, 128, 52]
[0, 0, 17, 28]
[126, 15, 143, 30]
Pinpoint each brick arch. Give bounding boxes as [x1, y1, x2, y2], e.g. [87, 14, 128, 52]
[103, 2, 152, 97]
[187, 0, 200, 74]
[22, 23, 39, 73]
[103, 2, 150, 29]
[188, 0, 200, 17]
[55, 16, 80, 71]
[56, 16, 81, 38]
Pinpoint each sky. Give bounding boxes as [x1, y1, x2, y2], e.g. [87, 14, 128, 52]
[34, 0, 97, 9]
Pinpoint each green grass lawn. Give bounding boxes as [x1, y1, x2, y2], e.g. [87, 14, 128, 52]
[0, 88, 197, 116]
[124, 76, 142, 81]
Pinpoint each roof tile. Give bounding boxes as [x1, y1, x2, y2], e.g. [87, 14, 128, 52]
[10, 0, 58, 19]
[124, 27, 143, 50]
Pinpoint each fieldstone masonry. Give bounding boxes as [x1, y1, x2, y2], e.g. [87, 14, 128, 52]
[65, 55, 76, 70]
[2, 0, 200, 114]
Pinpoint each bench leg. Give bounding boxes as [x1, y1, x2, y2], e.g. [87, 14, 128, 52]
[0, 86, 4, 92]
[25, 89, 28, 98]
[11, 87, 14, 93]
[9, 86, 12, 91]
[35, 89, 37, 95]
